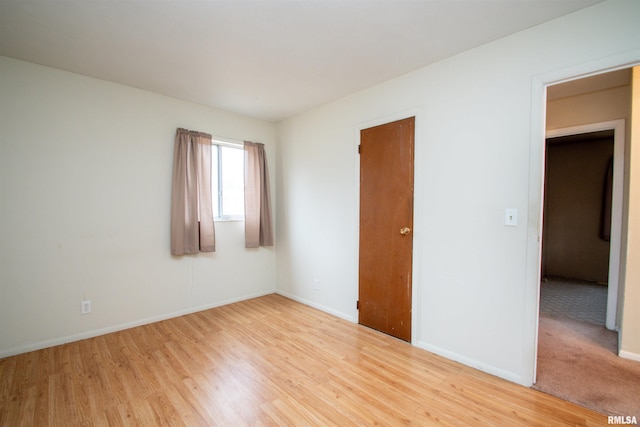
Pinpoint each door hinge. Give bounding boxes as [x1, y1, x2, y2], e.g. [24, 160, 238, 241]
[358, 144, 361, 154]
[356, 300, 360, 310]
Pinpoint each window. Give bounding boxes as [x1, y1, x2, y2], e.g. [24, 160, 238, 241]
[212, 140, 244, 220]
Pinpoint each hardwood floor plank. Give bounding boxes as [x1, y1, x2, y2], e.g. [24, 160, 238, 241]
[321, 378, 416, 426]
[32, 375, 49, 427]
[0, 356, 16, 408]
[438, 380, 541, 426]
[453, 367, 607, 425]
[187, 372, 258, 426]
[329, 364, 424, 421]
[410, 398, 471, 427]
[0, 294, 605, 426]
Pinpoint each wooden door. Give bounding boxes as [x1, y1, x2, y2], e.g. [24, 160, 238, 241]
[358, 117, 414, 342]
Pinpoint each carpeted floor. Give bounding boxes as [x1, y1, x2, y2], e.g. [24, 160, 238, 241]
[539, 276, 607, 325]
[535, 277, 640, 417]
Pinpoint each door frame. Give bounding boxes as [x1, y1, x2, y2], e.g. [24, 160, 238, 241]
[354, 110, 421, 344]
[527, 53, 640, 386]
[544, 119, 625, 331]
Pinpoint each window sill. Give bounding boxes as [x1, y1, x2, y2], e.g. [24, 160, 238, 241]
[214, 217, 244, 223]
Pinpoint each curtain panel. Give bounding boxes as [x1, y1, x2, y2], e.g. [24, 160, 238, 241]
[170, 128, 215, 255]
[244, 141, 274, 248]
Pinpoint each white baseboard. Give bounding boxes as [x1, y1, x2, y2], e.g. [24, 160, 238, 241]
[619, 349, 640, 362]
[416, 340, 525, 386]
[275, 290, 355, 323]
[0, 289, 276, 359]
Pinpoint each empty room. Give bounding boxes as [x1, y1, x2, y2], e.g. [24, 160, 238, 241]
[1, 0, 640, 425]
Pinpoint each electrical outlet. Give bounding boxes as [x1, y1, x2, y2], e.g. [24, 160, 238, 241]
[81, 300, 92, 315]
[314, 279, 320, 291]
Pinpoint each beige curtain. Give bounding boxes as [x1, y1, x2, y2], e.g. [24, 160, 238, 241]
[170, 128, 215, 255]
[244, 141, 274, 248]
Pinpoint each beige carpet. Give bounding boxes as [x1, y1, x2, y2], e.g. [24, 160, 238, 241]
[534, 314, 640, 417]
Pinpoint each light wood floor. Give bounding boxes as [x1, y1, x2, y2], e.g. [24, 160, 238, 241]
[1, 294, 605, 426]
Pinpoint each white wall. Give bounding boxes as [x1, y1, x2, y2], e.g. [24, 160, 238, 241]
[0, 57, 277, 357]
[276, 0, 640, 385]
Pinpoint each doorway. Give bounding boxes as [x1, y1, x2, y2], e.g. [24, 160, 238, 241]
[541, 130, 614, 326]
[543, 120, 625, 331]
[358, 117, 415, 342]
[532, 68, 635, 415]
[535, 122, 629, 414]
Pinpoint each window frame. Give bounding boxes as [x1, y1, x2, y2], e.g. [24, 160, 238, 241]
[211, 138, 245, 222]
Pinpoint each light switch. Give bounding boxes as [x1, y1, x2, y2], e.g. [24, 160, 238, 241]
[505, 208, 518, 227]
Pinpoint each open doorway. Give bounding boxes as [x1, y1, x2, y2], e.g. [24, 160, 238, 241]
[541, 128, 616, 328]
[540, 68, 630, 332]
[533, 68, 640, 415]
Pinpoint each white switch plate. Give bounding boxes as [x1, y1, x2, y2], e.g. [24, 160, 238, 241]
[81, 300, 92, 314]
[505, 209, 518, 226]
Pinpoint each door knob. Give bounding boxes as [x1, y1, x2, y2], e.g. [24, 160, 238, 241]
[400, 227, 411, 235]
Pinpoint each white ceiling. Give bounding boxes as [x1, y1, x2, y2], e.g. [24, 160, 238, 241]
[0, 0, 603, 122]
